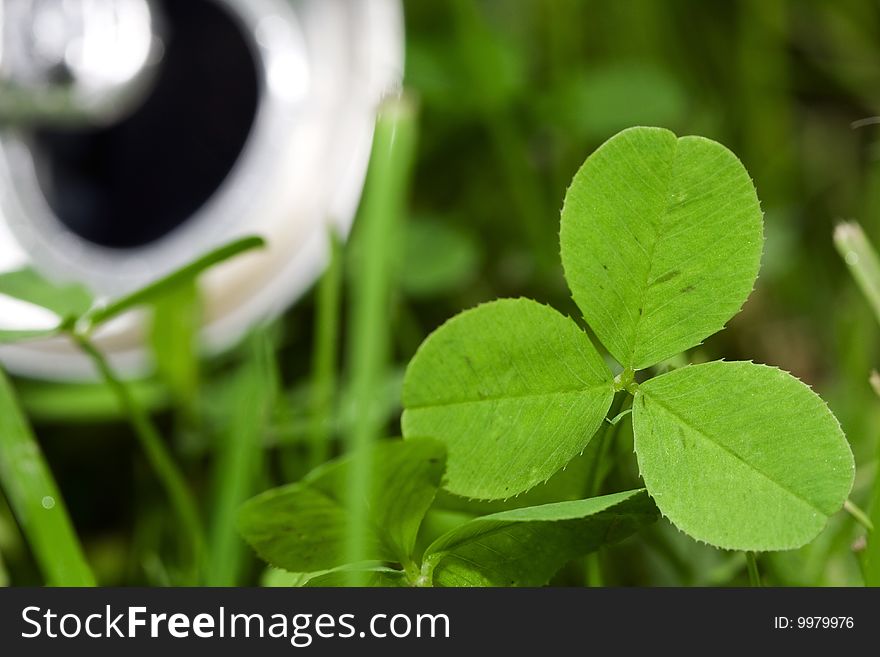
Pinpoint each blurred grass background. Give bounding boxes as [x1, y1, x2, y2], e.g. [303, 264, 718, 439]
[3, 0, 880, 586]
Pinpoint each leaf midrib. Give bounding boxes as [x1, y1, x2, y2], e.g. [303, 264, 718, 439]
[626, 137, 680, 368]
[637, 391, 828, 517]
[405, 382, 613, 411]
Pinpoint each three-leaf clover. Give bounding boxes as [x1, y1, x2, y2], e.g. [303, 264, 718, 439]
[402, 126, 854, 551]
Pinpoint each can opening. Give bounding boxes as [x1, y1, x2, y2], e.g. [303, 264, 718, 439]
[31, 0, 261, 249]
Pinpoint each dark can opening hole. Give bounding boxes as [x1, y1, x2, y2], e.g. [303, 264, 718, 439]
[32, 0, 261, 249]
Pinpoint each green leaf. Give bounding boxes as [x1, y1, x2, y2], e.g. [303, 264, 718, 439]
[86, 236, 265, 328]
[238, 439, 445, 572]
[560, 126, 763, 370]
[402, 298, 614, 500]
[632, 361, 854, 551]
[433, 448, 598, 516]
[240, 485, 370, 573]
[305, 438, 446, 562]
[0, 268, 93, 321]
[424, 489, 657, 587]
[0, 367, 95, 585]
[0, 328, 60, 345]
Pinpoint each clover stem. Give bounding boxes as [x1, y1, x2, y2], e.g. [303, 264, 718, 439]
[613, 367, 638, 394]
[835, 222, 880, 325]
[746, 551, 762, 587]
[72, 333, 204, 581]
[414, 555, 441, 588]
[844, 499, 874, 532]
[584, 392, 629, 586]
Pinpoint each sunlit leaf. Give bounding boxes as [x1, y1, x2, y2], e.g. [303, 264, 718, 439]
[633, 361, 854, 551]
[402, 298, 613, 500]
[560, 126, 763, 370]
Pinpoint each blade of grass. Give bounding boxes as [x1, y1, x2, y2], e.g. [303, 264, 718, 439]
[345, 94, 418, 583]
[308, 230, 344, 470]
[835, 222, 880, 585]
[149, 280, 201, 421]
[835, 222, 880, 323]
[73, 335, 204, 581]
[0, 367, 95, 586]
[207, 328, 276, 586]
[86, 236, 265, 329]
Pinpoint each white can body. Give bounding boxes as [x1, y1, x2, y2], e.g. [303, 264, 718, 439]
[0, 0, 404, 379]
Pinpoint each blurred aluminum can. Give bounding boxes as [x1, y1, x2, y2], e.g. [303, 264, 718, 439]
[0, 0, 404, 379]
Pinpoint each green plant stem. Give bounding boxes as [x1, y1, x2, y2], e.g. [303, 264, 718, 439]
[345, 95, 418, 584]
[746, 551, 762, 587]
[584, 392, 628, 587]
[0, 546, 8, 586]
[73, 335, 204, 580]
[585, 552, 604, 588]
[207, 330, 275, 586]
[308, 230, 344, 471]
[149, 281, 200, 424]
[586, 393, 629, 497]
[834, 222, 880, 324]
[0, 367, 95, 586]
[844, 499, 874, 532]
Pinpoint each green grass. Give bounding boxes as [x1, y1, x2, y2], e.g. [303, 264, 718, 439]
[344, 95, 418, 582]
[0, 368, 94, 586]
